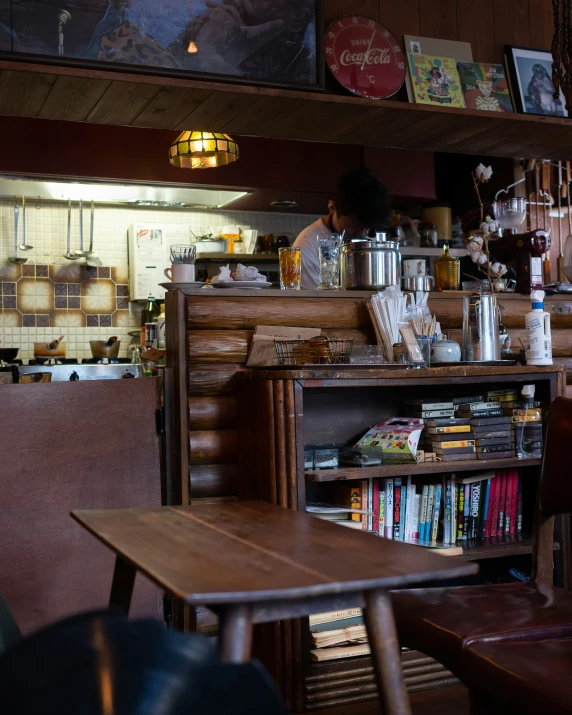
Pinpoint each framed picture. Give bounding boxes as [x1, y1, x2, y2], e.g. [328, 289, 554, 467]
[505, 45, 567, 117]
[0, 0, 324, 91]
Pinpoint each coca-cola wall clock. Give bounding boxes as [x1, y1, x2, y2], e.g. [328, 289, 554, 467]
[325, 15, 406, 99]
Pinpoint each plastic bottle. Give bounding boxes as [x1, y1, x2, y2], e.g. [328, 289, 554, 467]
[525, 290, 552, 366]
[516, 385, 543, 459]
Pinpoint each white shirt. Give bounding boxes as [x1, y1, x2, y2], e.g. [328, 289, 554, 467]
[292, 218, 332, 290]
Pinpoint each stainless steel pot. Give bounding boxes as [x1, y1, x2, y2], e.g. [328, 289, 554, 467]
[401, 275, 434, 292]
[341, 237, 401, 290]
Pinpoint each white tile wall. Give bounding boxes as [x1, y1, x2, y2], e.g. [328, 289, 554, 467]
[0, 200, 319, 362]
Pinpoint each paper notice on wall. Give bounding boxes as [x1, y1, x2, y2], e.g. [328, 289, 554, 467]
[136, 227, 164, 262]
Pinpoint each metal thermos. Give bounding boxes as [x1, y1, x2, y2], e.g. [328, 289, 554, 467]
[462, 293, 501, 361]
[341, 233, 401, 290]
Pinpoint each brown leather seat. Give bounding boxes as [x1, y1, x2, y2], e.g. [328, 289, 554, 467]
[390, 396, 572, 675]
[460, 637, 572, 715]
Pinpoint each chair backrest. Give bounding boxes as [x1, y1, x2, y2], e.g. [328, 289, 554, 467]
[532, 396, 572, 586]
[0, 591, 21, 656]
[538, 397, 572, 517]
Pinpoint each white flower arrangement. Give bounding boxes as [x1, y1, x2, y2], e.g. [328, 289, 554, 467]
[466, 165, 507, 292]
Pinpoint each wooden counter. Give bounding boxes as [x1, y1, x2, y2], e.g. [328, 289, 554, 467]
[165, 287, 572, 506]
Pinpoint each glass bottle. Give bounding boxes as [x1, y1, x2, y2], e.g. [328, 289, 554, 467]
[434, 245, 460, 291]
[141, 295, 160, 327]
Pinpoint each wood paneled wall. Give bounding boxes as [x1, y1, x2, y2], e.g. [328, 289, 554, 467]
[325, 0, 552, 64]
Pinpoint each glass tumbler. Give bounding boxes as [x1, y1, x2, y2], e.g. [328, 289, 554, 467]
[317, 235, 342, 290]
[279, 247, 301, 290]
[416, 336, 432, 367]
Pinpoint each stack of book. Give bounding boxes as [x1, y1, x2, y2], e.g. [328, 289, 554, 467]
[309, 609, 369, 661]
[425, 417, 476, 462]
[455, 400, 514, 459]
[456, 469, 522, 539]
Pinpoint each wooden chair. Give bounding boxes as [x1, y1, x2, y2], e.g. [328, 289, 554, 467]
[461, 636, 572, 715]
[390, 396, 572, 675]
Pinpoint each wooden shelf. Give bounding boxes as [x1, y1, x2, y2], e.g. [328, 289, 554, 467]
[460, 534, 536, 560]
[306, 458, 541, 482]
[5, 58, 572, 160]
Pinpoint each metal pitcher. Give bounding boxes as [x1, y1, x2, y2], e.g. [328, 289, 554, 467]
[462, 293, 501, 361]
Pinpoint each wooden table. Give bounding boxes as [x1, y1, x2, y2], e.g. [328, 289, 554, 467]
[71, 500, 477, 715]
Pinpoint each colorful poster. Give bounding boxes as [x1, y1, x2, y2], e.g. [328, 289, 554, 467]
[457, 62, 513, 112]
[407, 53, 466, 108]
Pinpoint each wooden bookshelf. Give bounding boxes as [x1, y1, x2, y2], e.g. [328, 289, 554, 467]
[305, 458, 540, 483]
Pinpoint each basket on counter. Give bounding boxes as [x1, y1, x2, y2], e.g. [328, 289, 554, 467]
[275, 337, 353, 366]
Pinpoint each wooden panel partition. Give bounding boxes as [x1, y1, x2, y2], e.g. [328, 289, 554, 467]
[166, 288, 572, 505]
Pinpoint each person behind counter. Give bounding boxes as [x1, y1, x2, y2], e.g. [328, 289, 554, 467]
[292, 168, 391, 289]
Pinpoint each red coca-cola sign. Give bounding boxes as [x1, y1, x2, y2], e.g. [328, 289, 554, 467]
[325, 16, 406, 100]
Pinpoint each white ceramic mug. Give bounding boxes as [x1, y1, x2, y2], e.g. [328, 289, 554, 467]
[164, 264, 195, 283]
[403, 259, 426, 276]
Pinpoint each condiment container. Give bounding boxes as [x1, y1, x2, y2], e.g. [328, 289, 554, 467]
[430, 335, 461, 363]
[401, 275, 434, 292]
[434, 245, 460, 291]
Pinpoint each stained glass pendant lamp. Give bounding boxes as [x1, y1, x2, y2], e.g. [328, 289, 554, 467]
[168, 131, 240, 169]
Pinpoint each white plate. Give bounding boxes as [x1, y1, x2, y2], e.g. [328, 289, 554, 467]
[211, 281, 272, 289]
[160, 282, 203, 291]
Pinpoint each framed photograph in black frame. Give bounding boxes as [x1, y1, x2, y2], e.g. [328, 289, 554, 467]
[505, 44, 568, 117]
[0, 0, 325, 92]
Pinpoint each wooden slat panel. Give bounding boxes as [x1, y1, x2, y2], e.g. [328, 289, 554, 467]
[378, 0, 421, 39]
[493, 0, 530, 64]
[187, 296, 371, 330]
[324, 0, 340, 25]
[0, 69, 56, 116]
[86, 81, 161, 124]
[188, 364, 240, 396]
[132, 86, 213, 129]
[339, 0, 379, 19]
[188, 330, 252, 364]
[457, 0, 496, 66]
[38, 75, 111, 121]
[446, 328, 572, 357]
[188, 396, 237, 430]
[264, 99, 346, 140]
[419, 0, 458, 40]
[189, 429, 237, 465]
[300, 104, 382, 143]
[175, 91, 260, 132]
[528, 0, 554, 50]
[190, 463, 238, 498]
[224, 95, 304, 135]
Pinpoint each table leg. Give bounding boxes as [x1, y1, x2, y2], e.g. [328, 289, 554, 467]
[363, 589, 412, 715]
[217, 605, 253, 663]
[109, 556, 136, 614]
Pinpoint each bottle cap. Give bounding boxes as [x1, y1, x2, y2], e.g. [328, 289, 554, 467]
[530, 290, 545, 303]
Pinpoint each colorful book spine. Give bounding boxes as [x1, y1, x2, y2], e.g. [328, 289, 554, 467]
[497, 471, 507, 537]
[469, 482, 481, 539]
[463, 484, 470, 540]
[413, 493, 421, 539]
[373, 480, 380, 535]
[379, 486, 385, 537]
[457, 484, 465, 540]
[368, 479, 374, 532]
[516, 474, 523, 534]
[393, 478, 402, 540]
[431, 484, 442, 543]
[384, 479, 394, 539]
[509, 470, 518, 535]
[419, 485, 429, 541]
[425, 485, 435, 541]
[479, 479, 492, 538]
[451, 475, 457, 544]
[362, 480, 369, 531]
[487, 473, 500, 538]
[404, 477, 414, 541]
[444, 478, 452, 544]
[399, 481, 407, 541]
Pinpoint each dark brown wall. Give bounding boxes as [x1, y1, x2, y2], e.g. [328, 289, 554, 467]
[325, 0, 552, 64]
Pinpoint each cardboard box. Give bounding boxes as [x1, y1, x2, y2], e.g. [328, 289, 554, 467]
[355, 418, 424, 464]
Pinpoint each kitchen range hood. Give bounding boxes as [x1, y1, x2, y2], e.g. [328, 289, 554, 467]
[0, 175, 251, 209]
